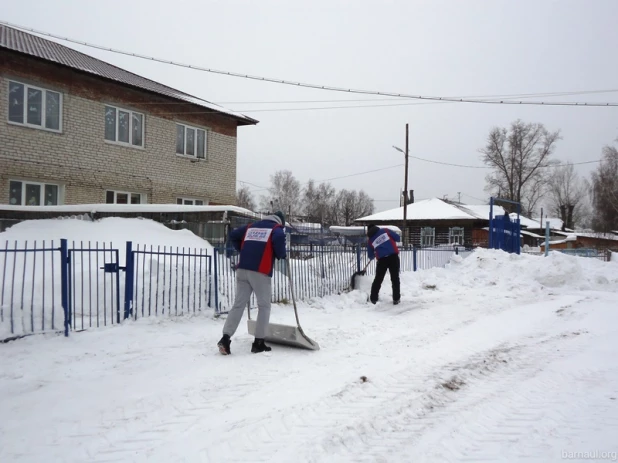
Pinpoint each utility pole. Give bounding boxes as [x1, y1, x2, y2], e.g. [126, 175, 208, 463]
[403, 123, 409, 246]
[458, 192, 461, 203]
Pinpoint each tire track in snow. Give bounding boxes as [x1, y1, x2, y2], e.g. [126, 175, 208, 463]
[199, 330, 592, 462]
[67, 295, 586, 462]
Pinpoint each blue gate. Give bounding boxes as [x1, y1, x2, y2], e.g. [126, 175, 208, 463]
[489, 197, 521, 254]
[67, 242, 121, 331]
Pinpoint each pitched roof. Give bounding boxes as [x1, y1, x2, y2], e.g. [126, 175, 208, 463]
[0, 24, 257, 126]
[357, 198, 480, 222]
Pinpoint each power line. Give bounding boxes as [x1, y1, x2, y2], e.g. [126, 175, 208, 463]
[4, 20, 618, 108]
[247, 164, 405, 193]
[407, 155, 601, 169]
[215, 89, 618, 104]
[240, 157, 601, 194]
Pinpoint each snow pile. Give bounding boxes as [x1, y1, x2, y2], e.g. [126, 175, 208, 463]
[411, 248, 618, 295]
[1, 217, 213, 253]
[323, 247, 618, 315]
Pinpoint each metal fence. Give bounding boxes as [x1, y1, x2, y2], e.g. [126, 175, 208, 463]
[128, 244, 215, 320]
[0, 240, 64, 339]
[1, 237, 469, 340]
[214, 244, 469, 313]
[556, 248, 611, 262]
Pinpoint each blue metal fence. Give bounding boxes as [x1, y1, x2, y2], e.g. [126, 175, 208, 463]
[127, 244, 215, 320]
[557, 248, 609, 261]
[214, 243, 467, 313]
[0, 240, 64, 339]
[1, 237, 468, 340]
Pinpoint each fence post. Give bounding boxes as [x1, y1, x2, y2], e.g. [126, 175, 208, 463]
[124, 241, 134, 320]
[214, 248, 219, 313]
[413, 246, 417, 272]
[60, 239, 69, 337]
[356, 244, 361, 273]
[544, 221, 550, 257]
[489, 197, 494, 249]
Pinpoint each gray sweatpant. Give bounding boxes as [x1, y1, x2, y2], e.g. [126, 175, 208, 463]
[222, 269, 272, 339]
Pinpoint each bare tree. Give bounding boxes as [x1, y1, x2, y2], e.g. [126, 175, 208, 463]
[260, 170, 302, 217]
[332, 189, 374, 226]
[590, 142, 618, 232]
[302, 180, 336, 225]
[236, 185, 256, 211]
[480, 120, 561, 213]
[547, 163, 588, 229]
[520, 171, 546, 218]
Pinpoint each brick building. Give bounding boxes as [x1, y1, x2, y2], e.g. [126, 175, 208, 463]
[0, 24, 258, 207]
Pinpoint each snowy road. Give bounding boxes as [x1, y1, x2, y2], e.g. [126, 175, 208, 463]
[1, 250, 618, 462]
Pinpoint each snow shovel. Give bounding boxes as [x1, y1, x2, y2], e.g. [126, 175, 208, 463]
[246, 257, 320, 351]
[350, 259, 373, 290]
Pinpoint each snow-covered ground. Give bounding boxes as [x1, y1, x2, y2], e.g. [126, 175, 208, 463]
[1, 227, 618, 461]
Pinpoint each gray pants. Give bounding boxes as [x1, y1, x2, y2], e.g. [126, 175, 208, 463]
[223, 269, 272, 339]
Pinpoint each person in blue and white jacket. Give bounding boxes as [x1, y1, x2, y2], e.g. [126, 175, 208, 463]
[217, 211, 287, 355]
[366, 224, 401, 305]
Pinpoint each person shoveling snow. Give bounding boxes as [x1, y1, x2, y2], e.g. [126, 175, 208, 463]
[217, 211, 287, 355]
[366, 225, 401, 305]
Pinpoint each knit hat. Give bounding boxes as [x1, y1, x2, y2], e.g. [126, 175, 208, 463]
[367, 225, 379, 237]
[274, 210, 286, 225]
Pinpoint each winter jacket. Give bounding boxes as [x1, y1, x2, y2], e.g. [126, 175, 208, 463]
[367, 228, 400, 260]
[229, 215, 287, 277]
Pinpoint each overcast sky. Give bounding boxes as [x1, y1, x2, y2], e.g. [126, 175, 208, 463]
[4, 0, 618, 214]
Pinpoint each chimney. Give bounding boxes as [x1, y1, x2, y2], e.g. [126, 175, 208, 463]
[409, 190, 414, 204]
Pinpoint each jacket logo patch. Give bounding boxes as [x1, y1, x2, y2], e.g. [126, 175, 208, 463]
[245, 228, 272, 242]
[372, 233, 389, 248]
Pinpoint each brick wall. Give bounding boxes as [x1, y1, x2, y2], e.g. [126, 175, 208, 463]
[0, 51, 249, 206]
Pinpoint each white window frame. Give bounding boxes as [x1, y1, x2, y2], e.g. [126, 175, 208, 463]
[176, 123, 207, 159]
[420, 227, 435, 247]
[8, 179, 62, 206]
[105, 190, 146, 204]
[449, 226, 465, 245]
[104, 105, 145, 148]
[7, 80, 63, 133]
[176, 197, 206, 205]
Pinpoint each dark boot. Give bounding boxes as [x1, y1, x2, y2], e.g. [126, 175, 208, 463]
[218, 334, 231, 355]
[251, 338, 272, 353]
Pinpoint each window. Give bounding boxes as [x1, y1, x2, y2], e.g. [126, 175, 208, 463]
[420, 227, 435, 247]
[8, 81, 62, 132]
[176, 123, 207, 159]
[106, 190, 144, 204]
[176, 198, 205, 205]
[105, 106, 144, 147]
[449, 227, 465, 245]
[9, 180, 60, 206]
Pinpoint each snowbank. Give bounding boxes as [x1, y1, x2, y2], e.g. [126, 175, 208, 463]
[0, 217, 213, 252]
[415, 248, 618, 293]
